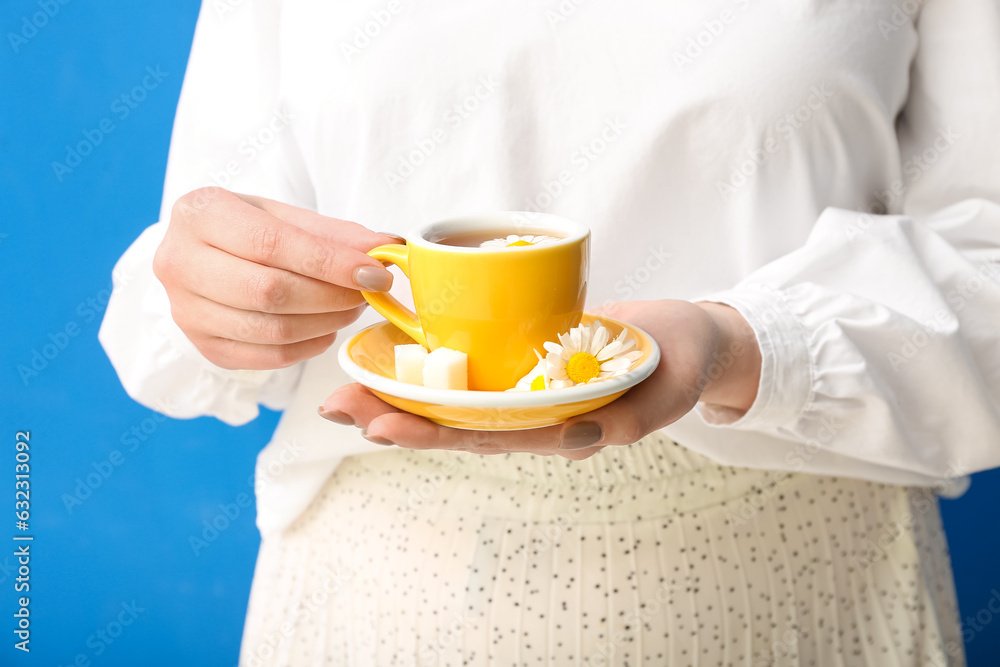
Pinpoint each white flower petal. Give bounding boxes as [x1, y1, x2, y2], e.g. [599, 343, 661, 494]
[585, 324, 599, 349]
[599, 357, 633, 372]
[622, 350, 642, 364]
[546, 360, 568, 381]
[557, 331, 574, 350]
[508, 359, 548, 391]
[597, 331, 635, 361]
[589, 325, 609, 355]
[540, 320, 645, 389]
[543, 341, 563, 355]
[596, 342, 621, 361]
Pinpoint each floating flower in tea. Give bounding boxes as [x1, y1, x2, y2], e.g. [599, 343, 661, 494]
[479, 234, 559, 248]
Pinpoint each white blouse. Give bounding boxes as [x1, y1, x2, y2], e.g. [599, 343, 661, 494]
[99, 0, 1000, 537]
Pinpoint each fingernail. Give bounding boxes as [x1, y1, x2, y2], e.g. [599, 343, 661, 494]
[362, 430, 394, 446]
[354, 265, 393, 292]
[560, 421, 603, 449]
[318, 406, 354, 426]
[376, 231, 406, 244]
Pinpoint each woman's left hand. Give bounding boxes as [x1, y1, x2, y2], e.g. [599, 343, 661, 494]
[320, 299, 762, 460]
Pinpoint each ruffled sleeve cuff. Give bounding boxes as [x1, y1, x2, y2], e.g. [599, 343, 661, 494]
[693, 284, 813, 432]
[99, 221, 303, 426]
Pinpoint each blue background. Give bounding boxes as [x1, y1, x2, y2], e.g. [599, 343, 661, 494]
[1, 1, 998, 665]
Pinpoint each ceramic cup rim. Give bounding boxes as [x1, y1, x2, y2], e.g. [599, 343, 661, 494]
[404, 211, 590, 253]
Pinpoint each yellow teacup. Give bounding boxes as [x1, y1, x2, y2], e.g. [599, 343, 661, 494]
[363, 212, 590, 391]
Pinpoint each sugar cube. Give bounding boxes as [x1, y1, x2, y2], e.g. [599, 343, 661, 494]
[423, 347, 468, 391]
[394, 344, 428, 385]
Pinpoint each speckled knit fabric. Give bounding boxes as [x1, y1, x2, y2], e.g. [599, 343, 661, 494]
[239, 432, 964, 666]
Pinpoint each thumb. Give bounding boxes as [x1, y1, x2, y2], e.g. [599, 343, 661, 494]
[556, 385, 657, 450]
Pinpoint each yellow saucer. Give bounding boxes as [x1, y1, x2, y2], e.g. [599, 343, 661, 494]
[337, 313, 660, 430]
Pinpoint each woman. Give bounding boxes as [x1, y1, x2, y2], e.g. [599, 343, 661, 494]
[100, 0, 1000, 664]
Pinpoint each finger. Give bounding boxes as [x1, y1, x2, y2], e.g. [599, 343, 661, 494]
[554, 445, 607, 461]
[175, 188, 393, 291]
[324, 387, 615, 458]
[364, 412, 567, 453]
[321, 384, 407, 429]
[366, 413, 607, 459]
[189, 332, 338, 370]
[174, 293, 366, 345]
[555, 366, 687, 450]
[237, 193, 404, 251]
[175, 243, 365, 314]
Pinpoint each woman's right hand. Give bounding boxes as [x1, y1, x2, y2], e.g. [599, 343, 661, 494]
[153, 187, 399, 370]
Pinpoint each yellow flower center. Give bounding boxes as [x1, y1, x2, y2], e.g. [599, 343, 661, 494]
[507, 240, 533, 247]
[530, 375, 546, 391]
[566, 352, 600, 384]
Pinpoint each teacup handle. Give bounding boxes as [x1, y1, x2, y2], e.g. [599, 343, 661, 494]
[362, 244, 427, 347]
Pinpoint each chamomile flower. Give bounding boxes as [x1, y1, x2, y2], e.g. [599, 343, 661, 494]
[480, 234, 559, 249]
[507, 355, 548, 392]
[543, 322, 641, 389]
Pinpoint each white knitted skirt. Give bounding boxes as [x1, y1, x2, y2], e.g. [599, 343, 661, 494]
[239, 432, 964, 666]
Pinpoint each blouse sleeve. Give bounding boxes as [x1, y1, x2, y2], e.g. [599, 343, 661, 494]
[692, 0, 1000, 482]
[99, 0, 313, 425]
